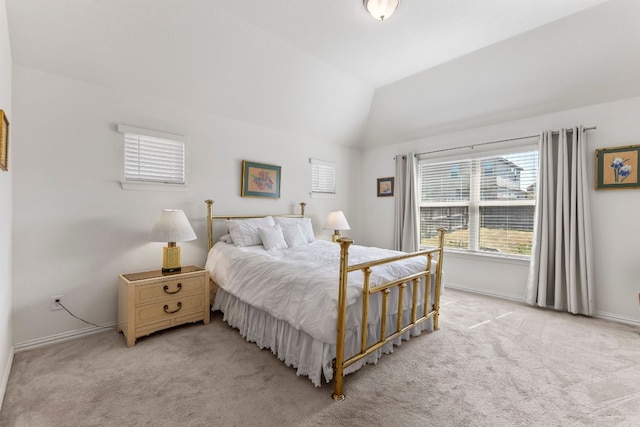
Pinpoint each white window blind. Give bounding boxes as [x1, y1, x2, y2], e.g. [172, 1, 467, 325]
[119, 125, 185, 186]
[310, 158, 336, 195]
[418, 147, 538, 257]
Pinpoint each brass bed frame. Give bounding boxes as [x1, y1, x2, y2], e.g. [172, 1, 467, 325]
[205, 199, 445, 400]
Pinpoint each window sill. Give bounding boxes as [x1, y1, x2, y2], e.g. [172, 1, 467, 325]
[421, 246, 530, 265]
[310, 192, 335, 199]
[120, 181, 188, 192]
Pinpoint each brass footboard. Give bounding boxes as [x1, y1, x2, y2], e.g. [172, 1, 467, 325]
[332, 229, 446, 401]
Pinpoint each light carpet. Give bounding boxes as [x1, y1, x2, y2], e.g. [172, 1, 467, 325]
[1, 289, 640, 426]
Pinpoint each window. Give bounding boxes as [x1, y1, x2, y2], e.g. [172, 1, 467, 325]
[310, 158, 336, 197]
[118, 125, 186, 189]
[418, 147, 538, 257]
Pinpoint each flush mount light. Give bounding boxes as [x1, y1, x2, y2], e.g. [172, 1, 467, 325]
[363, 0, 400, 21]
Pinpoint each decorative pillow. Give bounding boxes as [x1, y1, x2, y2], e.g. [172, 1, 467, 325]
[274, 217, 315, 243]
[218, 234, 233, 244]
[281, 223, 308, 248]
[226, 216, 275, 247]
[258, 224, 288, 251]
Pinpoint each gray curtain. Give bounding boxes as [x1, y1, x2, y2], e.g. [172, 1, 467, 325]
[394, 153, 418, 252]
[525, 127, 595, 315]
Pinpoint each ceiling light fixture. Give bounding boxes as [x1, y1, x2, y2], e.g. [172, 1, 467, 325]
[363, 0, 400, 21]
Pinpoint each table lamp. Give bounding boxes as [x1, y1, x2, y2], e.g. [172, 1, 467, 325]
[323, 211, 351, 243]
[150, 209, 197, 273]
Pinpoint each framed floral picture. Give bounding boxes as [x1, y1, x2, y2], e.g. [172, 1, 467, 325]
[241, 160, 281, 198]
[595, 145, 640, 190]
[0, 110, 8, 172]
[377, 177, 394, 197]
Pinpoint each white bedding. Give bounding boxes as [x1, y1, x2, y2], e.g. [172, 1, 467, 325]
[205, 240, 439, 386]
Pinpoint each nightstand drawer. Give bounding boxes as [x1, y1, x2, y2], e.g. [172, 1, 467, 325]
[135, 311, 205, 337]
[135, 275, 205, 305]
[135, 294, 205, 327]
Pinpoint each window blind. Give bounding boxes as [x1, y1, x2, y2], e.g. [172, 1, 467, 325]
[418, 149, 538, 257]
[310, 158, 336, 195]
[120, 125, 185, 185]
[477, 151, 538, 255]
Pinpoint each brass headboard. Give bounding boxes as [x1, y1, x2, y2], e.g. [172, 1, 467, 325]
[204, 199, 306, 250]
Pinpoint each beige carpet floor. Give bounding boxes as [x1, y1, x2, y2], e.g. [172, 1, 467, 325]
[1, 289, 640, 426]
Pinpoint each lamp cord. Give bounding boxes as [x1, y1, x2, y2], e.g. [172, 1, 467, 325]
[57, 301, 116, 330]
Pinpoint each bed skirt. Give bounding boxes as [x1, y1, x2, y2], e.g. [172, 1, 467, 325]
[212, 288, 433, 387]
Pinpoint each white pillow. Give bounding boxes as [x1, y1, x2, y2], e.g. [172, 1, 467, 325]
[258, 224, 288, 251]
[226, 216, 275, 247]
[281, 223, 308, 248]
[274, 217, 314, 243]
[218, 234, 233, 244]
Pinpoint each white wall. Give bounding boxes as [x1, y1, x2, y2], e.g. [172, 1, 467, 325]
[363, 0, 640, 149]
[11, 65, 362, 345]
[0, 0, 12, 407]
[361, 97, 640, 324]
[7, 1, 374, 148]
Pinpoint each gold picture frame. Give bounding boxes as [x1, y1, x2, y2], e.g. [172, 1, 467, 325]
[241, 160, 281, 198]
[0, 110, 8, 171]
[595, 144, 640, 190]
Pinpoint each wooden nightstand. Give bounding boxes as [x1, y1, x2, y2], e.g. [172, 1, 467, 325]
[117, 266, 210, 347]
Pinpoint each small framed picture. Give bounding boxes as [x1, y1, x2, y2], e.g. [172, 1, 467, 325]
[377, 177, 394, 197]
[241, 160, 281, 198]
[595, 145, 640, 190]
[0, 110, 8, 172]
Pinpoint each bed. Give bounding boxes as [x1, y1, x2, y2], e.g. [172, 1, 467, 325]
[204, 199, 445, 400]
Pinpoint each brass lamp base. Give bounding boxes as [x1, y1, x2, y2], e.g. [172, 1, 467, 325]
[162, 244, 181, 273]
[332, 231, 342, 242]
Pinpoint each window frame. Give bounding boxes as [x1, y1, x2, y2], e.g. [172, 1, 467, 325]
[118, 124, 188, 191]
[418, 143, 538, 259]
[310, 158, 336, 198]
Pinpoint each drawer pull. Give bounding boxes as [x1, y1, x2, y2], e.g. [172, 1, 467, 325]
[163, 302, 182, 314]
[163, 283, 182, 294]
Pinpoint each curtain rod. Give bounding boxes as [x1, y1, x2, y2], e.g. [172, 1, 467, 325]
[409, 126, 597, 158]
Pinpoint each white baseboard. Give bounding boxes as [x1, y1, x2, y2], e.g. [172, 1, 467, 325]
[13, 321, 117, 353]
[0, 346, 14, 411]
[593, 310, 640, 326]
[445, 283, 525, 303]
[446, 283, 640, 326]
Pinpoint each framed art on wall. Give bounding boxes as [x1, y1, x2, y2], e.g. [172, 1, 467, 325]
[241, 160, 281, 198]
[377, 177, 394, 197]
[595, 144, 640, 190]
[0, 110, 8, 171]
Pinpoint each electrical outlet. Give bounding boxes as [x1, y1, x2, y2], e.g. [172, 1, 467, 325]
[50, 295, 64, 311]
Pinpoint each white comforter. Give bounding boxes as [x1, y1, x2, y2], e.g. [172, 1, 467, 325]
[205, 240, 435, 344]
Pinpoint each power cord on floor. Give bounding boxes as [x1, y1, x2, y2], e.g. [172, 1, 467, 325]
[56, 299, 116, 330]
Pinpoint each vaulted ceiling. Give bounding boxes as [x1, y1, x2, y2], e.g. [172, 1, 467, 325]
[6, 0, 639, 148]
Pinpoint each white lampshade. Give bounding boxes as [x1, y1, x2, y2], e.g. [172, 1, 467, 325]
[363, 0, 400, 21]
[150, 209, 197, 243]
[323, 211, 351, 231]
